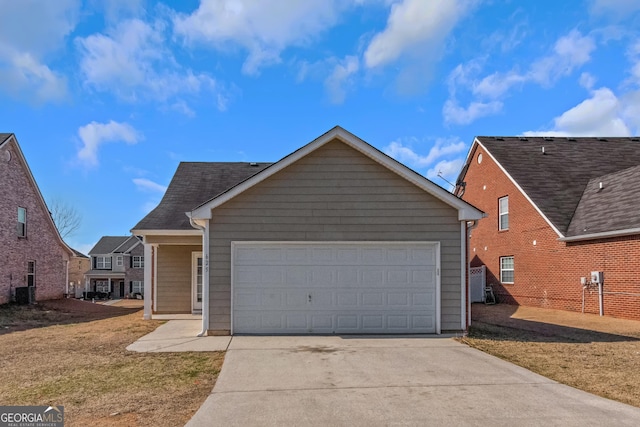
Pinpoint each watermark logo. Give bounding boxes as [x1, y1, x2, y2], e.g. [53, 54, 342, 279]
[0, 406, 64, 427]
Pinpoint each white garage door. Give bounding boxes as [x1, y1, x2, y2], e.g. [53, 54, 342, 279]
[232, 242, 440, 334]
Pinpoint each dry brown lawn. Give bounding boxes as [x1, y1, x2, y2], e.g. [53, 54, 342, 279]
[461, 305, 640, 408]
[0, 299, 224, 427]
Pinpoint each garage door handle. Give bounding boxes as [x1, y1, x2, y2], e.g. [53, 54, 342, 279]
[308, 294, 312, 303]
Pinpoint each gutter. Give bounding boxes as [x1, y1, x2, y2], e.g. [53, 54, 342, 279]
[559, 227, 640, 242]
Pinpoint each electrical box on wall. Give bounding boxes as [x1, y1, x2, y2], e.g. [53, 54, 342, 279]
[591, 271, 604, 285]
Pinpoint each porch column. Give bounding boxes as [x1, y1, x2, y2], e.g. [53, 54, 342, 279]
[143, 243, 153, 320]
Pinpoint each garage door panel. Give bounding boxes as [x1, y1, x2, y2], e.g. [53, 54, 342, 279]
[232, 242, 438, 334]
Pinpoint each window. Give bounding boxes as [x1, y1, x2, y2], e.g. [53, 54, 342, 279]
[498, 196, 509, 230]
[27, 261, 35, 286]
[95, 256, 112, 269]
[132, 256, 144, 268]
[116, 256, 123, 267]
[17, 207, 26, 237]
[95, 280, 110, 293]
[131, 281, 143, 295]
[500, 256, 514, 284]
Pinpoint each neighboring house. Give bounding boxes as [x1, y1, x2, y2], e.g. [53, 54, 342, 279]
[84, 236, 145, 299]
[68, 249, 90, 298]
[456, 136, 640, 321]
[0, 133, 74, 304]
[132, 127, 483, 335]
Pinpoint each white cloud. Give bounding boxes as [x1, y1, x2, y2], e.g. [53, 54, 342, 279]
[133, 178, 167, 193]
[444, 29, 596, 125]
[590, 0, 640, 18]
[579, 72, 597, 90]
[77, 18, 221, 110]
[443, 99, 503, 125]
[324, 56, 359, 104]
[0, 0, 79, 103]
[528, 30, 596, 86]
[427, 158, 465, 187]
[77, 121, 142, 167]
[523, 87, 631, 137]
[384, 137, 466, 169]
[173, 0, 350, 75]
[364, 0, 474, 69]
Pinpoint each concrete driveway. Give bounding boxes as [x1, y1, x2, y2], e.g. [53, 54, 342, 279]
[186, 336, 640, 426]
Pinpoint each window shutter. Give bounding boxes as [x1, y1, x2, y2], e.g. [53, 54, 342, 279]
[130, 256, 133, 268]
[129, 281, 133, 293]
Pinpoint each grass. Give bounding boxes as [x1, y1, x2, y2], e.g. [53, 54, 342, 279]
[459, 320, 640, 408]
[0, 299, 224, 427]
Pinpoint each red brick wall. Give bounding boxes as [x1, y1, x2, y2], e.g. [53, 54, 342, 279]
[0, 138, 69, 304]
[462, 144, 640, 321]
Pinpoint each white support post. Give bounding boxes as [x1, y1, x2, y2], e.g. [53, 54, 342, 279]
[143, 243, 153, 320]
[199, 221, 210, 337]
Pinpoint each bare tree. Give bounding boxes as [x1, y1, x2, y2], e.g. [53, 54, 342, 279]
[49, 198, 82, 239]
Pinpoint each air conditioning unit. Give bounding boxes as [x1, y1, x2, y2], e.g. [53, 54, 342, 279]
[591, 271, 604, 285]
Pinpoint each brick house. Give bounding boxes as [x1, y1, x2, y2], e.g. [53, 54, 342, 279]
[0, 133, 74, 304]
[68, 249, 90, 298]
[456, 136, 640, 320]
[84, 236, 144, 299]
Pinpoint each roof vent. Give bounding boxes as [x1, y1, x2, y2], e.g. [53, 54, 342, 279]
[518, 137, 528, 141]
[544, 137, 553, 141]
[598, 138, 608, 141]
[598, 182, 604, 191]
[249, 162, 259, 167]
[541, 146, 545, 154]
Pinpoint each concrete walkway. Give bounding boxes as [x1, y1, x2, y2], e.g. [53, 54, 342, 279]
[126, 320, 230, 352]
[186, 336, 640, 427]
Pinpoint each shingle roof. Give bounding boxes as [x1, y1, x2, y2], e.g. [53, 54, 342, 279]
[89, 236, 131, 255]
[71, 248, 89, 258]
[132, 162, 272, 230]
[474, 136, 640, 235]
[566, 165, 640, 237]
[0, 133, 11, 144]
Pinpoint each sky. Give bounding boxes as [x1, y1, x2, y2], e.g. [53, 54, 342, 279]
[1, 0, 639, 255]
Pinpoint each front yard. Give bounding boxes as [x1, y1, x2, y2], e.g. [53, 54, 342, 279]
[0, 299, 224, 427]
[461, 305, 640, 408]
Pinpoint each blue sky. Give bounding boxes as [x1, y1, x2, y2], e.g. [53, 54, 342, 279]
[1, 0, 639, 255]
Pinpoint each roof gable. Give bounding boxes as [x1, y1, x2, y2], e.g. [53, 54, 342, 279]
[89, 236, 131, 255]
[459, 136, 640, 237]
[191, 126, 483, 222]
[0, 134, 74, 257]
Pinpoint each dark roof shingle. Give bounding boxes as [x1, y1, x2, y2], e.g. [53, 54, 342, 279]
[566, 165, 640, 237]
[89, 236, 131, 255]
[475, 136, 640, 235]
[132, 162, 272, 231]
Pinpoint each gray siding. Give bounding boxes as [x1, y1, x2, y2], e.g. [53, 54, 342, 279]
[209, 140, 462, 333]
[156, 245, 199, 313]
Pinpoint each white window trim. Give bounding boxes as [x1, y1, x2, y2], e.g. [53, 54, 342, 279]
[132, 281, 143, 294]
[132, 256, 144, 268]
[116, 256, 123, 267]
[500, 256, 514, 284]
[96, 256, 112, 270]
[27, 260, 35, 287]
[499, 196, 509, 231]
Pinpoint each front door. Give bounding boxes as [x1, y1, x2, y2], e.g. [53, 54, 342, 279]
[192, 252, 203, 312]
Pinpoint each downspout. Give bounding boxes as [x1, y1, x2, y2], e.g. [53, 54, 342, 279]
[466, 220, 480, 329]
[64, 259, 69, 298]
[190, 216, 210, 337]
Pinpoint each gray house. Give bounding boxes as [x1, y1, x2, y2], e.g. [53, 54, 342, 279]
[84, 236, 144, 299]
[132, 127, 484, 335]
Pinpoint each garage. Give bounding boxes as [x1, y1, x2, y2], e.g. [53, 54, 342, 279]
[232, 242, 440, 334]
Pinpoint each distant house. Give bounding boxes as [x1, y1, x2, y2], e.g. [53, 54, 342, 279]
[68, 249, 90, 298]
[0, 133, 74, 304]
[456, 136, 640, 321]
[84, 236, 144, 299]
[132, 127, 483, 336]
